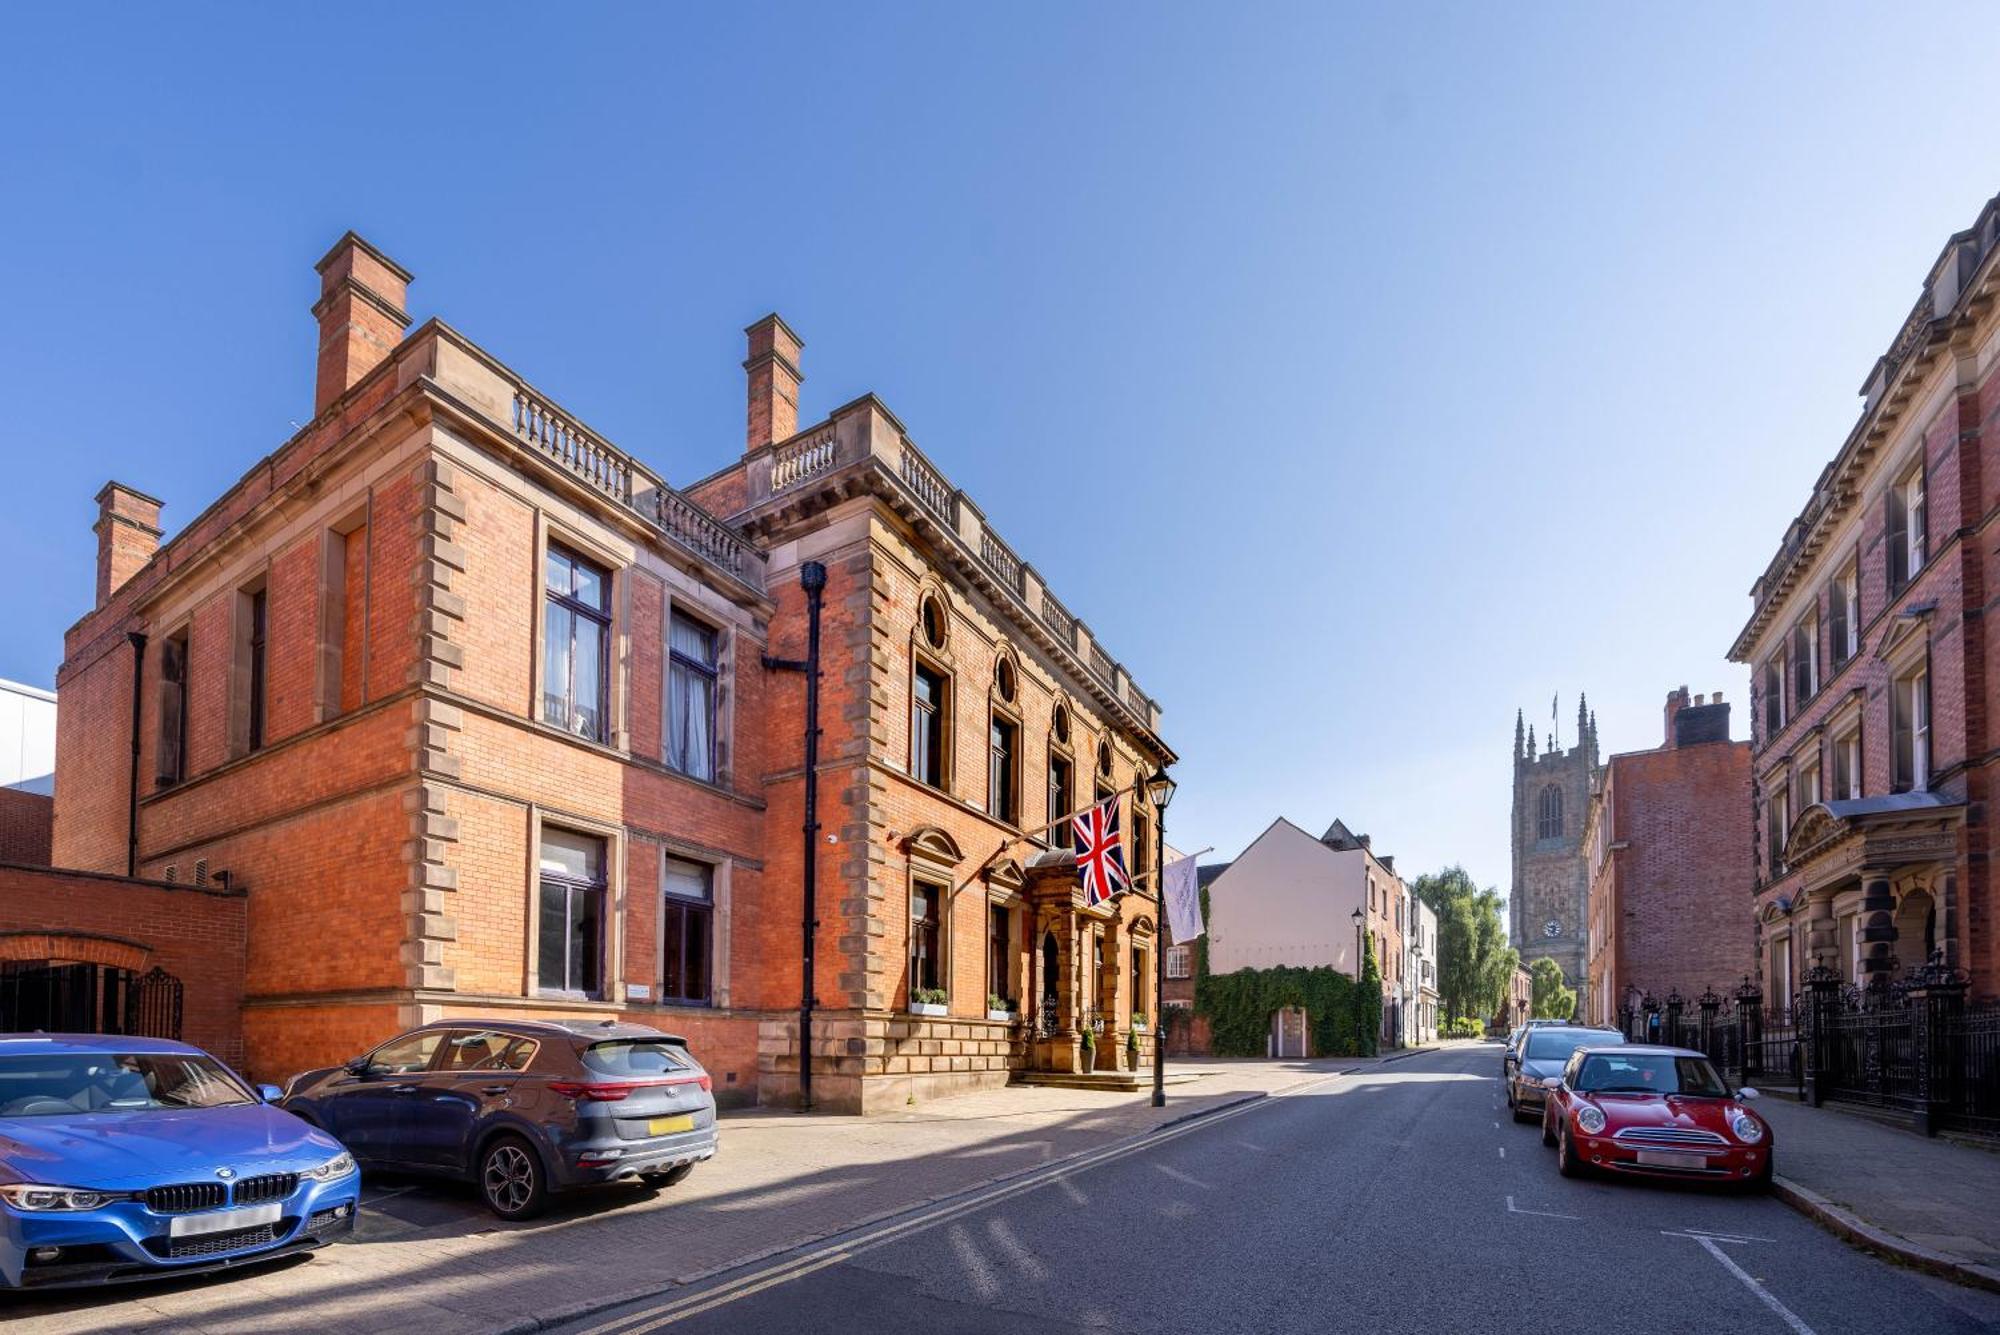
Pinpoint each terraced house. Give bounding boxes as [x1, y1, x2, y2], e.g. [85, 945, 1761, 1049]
[1731, 194, 2000, 1002]
[47, 233, 1173, 1112]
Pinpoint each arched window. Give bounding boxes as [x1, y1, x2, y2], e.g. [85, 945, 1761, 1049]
[1537, 784, 1564, 840]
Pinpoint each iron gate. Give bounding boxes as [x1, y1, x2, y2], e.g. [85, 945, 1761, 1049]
[0, 962, 182, 1039]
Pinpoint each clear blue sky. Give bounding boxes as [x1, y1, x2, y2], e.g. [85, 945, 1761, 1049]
[3, 5, 1997, 902]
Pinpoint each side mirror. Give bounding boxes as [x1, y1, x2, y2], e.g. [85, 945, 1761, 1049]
[258, 1084, 284, 1103]
[1736, 1087, 1760, 1101]
[1541, 1077, 1561, 1091]
[343, 1056, 372, 1077]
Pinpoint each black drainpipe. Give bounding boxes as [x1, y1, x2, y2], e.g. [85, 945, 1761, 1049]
[125, 630, 147, 877]
[763, 560, 827, 1111]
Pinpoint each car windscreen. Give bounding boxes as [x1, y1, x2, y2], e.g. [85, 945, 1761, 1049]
[582, 1039, 693, 1077]
[1573, 1052, 1730, 1096]
[0, 1052, 255, 1117]
[1524, 1029, 1623, 1061]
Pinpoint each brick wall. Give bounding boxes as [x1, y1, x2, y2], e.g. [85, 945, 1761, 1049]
[0, 864, 246, 1066]
[0, 790, 52, 865]
[1598, 738, 1755, 1007]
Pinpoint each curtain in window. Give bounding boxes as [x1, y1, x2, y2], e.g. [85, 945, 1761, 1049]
[669, 614, 717, 781]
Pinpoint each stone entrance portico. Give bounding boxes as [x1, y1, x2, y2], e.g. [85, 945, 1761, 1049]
[1769, 793, 1966, 987]
[1021, 851, 1156, 1087]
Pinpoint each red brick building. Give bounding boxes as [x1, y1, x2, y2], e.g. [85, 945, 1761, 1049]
[1731, 194, 2000, 1003]
[1581, 689, 1753, 1026]
[48, 233, 1172, 1109]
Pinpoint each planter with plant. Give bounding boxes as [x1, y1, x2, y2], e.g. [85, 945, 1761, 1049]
[986, 994, 1015, 1023]
[1124, 1026, 1140, 1070]
[1079, 1025, 1097, 1073]
[910, 988, 948, 1018]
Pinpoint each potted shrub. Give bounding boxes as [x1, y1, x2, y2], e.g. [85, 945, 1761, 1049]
[1125, 1026, 1141, 1068]
[986, 994, 1015, 1023]
[1079, 1025, 1097, 1073]
[910, 987, 948, 1018]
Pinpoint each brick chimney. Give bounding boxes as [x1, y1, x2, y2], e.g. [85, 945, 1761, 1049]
[1662, 685, 1691, 746]
[743, 314, 803, 453]
[312, 232, 413, 415]
[94, 481, 162, 605]
[1671, 689, 1733, 748]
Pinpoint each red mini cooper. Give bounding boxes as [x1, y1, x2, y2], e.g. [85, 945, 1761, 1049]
[1539, 1045, 1773, 1189]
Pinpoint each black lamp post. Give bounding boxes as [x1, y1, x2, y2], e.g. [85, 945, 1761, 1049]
[1351, 906, 1365, 979]
[763, 560, 827, 1111]
[1145, 767, 1176, 1108]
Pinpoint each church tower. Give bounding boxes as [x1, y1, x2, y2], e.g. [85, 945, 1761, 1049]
[1510, 694, 1598, 1012]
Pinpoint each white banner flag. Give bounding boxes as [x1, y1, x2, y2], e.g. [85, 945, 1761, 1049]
[1163, 853, 1203, 943]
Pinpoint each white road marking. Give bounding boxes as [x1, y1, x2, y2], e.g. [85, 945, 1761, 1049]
[577, 1062, 1361, 1333]
[1676, 1227, 1778, 1244]
[1666, 1231, 1817, 1334]
[1504, 1194, 1580, 1220]
[986, 1217, 1048, 1281]
[1497, 1147, 1505, 1159]
[947, 1223, 1000, 1302]
[1150, 1162, 1210, 1189]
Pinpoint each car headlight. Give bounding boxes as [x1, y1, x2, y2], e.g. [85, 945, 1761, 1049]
[1729, 1112, 1764, 1144]
[1575, 1105, 1606, 1135]
[0, 1184, 118, 1211]
[302, 1151, 357, 1183]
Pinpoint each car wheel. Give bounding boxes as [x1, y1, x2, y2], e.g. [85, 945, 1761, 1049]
[1557, 1125, 1586, 1178]
[1541, 1106, 1558, 1147]
[479, 1135, 548, 1220]
[645, 1162, 695, 1189]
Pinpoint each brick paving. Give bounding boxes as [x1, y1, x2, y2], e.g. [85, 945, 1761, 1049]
[1756, 1096, 2000, 1273]
[7, 1056, 1381, 1333]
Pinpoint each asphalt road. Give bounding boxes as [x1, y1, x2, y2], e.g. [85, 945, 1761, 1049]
[558, 1042, 2000, 1335]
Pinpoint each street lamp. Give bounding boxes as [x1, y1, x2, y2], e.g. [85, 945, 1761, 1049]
[1145, 767, 1176, 1108]
[1351, 906, 1365, 979]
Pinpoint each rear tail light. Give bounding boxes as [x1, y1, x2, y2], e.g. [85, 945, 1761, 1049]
[548, 1081, 636, 1101]
[549, 1074, 712, 1101]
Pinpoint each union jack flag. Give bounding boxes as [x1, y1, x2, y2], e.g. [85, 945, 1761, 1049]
[1072, 793, 1131, 907]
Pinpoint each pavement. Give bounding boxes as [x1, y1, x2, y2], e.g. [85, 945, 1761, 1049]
[1, 1054, 1381, 1332]
[1753, 1094, 2000, 1288]
[558, 1042, 2000, 1335]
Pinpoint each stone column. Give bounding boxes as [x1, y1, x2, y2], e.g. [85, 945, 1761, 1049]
[1858, 873, 1897, 992]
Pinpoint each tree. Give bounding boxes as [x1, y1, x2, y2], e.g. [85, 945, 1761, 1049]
[1412, 866, 1512, 1027]
[1529, 957, 1575, 1020]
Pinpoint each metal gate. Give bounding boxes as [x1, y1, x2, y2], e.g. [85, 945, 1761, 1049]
[0, 962, 182, 1039]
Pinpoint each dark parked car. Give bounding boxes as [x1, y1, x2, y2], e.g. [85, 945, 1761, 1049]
[281, 1019, 716, 1219]
[1507, 1025, 1624, 1122]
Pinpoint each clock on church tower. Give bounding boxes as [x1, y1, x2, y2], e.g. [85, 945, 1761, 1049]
[1543, 918, 1562, 939]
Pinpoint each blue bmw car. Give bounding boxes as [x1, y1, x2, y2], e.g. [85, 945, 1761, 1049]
[0, 1034, 360, 1289]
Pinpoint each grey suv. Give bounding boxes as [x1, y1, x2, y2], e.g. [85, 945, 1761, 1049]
[281, 1018, 718, 1219]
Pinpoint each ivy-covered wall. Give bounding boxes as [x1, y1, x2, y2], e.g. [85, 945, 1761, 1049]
[1191, 885, 1382, 1058]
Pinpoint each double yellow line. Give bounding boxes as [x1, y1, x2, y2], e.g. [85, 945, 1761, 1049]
[578, 1067, 1354, 1333]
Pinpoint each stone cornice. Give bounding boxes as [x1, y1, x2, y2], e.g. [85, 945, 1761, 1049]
[1731, 194, 2000, 662]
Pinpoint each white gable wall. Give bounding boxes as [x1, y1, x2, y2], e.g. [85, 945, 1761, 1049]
[1207, 818, 1367, 975]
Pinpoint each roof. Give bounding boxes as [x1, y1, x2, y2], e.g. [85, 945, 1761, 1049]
[1320, 818, 1361, 849]
[0, 1034, 200, 1056]
[1822, 791, 1962, 820]
[412, 1017, 687, 1044]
